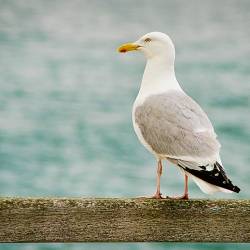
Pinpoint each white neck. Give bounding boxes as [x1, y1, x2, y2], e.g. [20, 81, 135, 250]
[137, 56, 182, 102]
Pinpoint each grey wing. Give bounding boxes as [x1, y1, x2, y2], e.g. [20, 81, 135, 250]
[134, 90, 220, 162]
[134, 91, 241, 193]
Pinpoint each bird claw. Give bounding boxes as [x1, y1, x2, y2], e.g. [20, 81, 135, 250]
[151, 192, 164, 199]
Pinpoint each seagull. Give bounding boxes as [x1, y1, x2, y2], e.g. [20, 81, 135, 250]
[118, 32, 240, 199]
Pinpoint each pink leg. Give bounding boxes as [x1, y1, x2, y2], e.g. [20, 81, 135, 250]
[182, 174, 189, 199]
[167, 174, 189, 200]
[152, 160, 164, 199]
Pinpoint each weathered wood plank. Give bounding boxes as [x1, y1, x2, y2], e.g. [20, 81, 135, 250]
[0, 198, 249, 242]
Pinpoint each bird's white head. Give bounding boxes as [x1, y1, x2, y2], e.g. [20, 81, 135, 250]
[118, 32, 175, 64]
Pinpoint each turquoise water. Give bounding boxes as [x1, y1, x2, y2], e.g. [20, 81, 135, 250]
[0, 0, 249, 249]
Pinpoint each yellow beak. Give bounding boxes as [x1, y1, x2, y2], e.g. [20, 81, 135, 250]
[117, 43, 141, 53]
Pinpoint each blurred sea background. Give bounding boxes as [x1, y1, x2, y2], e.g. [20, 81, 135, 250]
[0, 0, 249, 249]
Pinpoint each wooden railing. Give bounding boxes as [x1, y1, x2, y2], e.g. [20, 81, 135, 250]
[0, 198, 249, 242]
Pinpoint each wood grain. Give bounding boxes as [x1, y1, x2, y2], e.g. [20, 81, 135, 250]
[0, 198, 249, 242]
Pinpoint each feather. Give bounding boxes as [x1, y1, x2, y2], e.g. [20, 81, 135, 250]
[177, 161, 240, 193]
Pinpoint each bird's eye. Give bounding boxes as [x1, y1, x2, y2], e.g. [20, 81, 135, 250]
[144, 38, 152, 43]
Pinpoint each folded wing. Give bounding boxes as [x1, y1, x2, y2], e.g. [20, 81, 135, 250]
[135, 90, 220, 162]
[135, 90, 240, 193]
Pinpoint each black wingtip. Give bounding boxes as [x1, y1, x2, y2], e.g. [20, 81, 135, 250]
[232, 185, 240, 193]
[179, 161, 241, 193]
[215, 162, 241, 193]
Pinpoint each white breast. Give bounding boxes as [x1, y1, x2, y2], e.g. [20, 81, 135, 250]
[131, 56, 182, 159]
